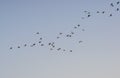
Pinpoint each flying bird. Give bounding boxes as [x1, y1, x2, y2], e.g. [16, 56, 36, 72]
[77, 24, 80, 27]
[97, 11, 100, 13]
[117, 1, 120, 4]
[41, 44, 44, 46]
[39, 41, 41, 43]
[110, 3, 114, 7]
[69, 50, 72, 52]
[102, 11, 105, 14]
[18, 46, 20, 48]
[59, 33, 62, 35]
[40, 38, 42, 40]
[24, 44, 27, 46]
[36, 32, 39, 34]
[109, 14, 112, 16]
[57, 48, 61, 51]
[117, 8, 119, 11]
[10, 47, 12, 49]
[79, 41, 83, 43]
[88, 14, 91, 17]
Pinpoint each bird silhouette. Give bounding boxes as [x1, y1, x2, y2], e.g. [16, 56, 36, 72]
[18, 46, 20, 48]
[39, 41, 41, 43]
[36, 32, 39, 34]
[77, 24, 80, 27]
[110, 14, 112, 16]
[117, 1, 120, 4]
[97, 11, 100, 13]
[117, 8, 119, 11]
[10, 47, 12, 49]
[110, 3, 114, 7]
[88, 14, 91, 17]
[41, 44, 44, 46]
[102, 11, 105, 14]
[69, 50, 72, 52]
[24, 44, 27, 47]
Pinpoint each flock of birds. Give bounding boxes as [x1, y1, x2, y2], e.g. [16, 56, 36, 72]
[9, 1, 120, 53]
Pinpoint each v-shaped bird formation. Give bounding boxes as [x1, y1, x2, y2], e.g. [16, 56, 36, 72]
[9, 1, 120, 53]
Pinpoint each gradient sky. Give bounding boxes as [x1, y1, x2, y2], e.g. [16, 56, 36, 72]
[0, 0, 120, 78]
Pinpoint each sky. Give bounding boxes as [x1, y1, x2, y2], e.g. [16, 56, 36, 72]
[0, 0, 120, 78]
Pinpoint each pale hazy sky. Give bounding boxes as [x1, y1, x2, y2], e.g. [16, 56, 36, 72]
[0, 0, 120, 78]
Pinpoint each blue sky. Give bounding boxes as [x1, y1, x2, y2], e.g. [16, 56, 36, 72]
[0, 0, 120, 78]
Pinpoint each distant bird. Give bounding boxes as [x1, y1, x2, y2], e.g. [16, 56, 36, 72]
[48, 43, 51, 45]
[77, 24, 80, 27]
[117, 1, 120, 4]
[18, 46, 20, 48]
[88, 14, 91, 17]
[109, 14, 112, 16]
[63, 49, 66, 51]
[59, 33, 62, 35]
[24, 44, 27, 47]
[40, 38, 42, 40]
[10, 47, 12, 49]
[52, 45, 55, 48]
[66, 34, 71, 37]
[87, 12, 90, 14]
[79, 41, 83, 43]
[41, 44, 44, 46]
[36, 32, 39, 34]
[57, 36, 60, 39]
[97, 11, 100, 13]
[33, 43, 36, 46]
[74, 26, 77, 29]
[117, 8, 119, 11]
[57, 48, 61, 51]
[102, 11, 105, 14]
[110, 3, 114, 7]
[69, 50, 72, 52]
[39, 41, 41, 43]
[71, 32, 74, 34]
[84, 11, 87, 13]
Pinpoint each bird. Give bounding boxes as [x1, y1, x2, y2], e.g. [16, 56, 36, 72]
[77, 24, 80, 27]
[102, 11, 105, 14]
[57, 48, 61, 51]
[88, 14, 91, 17]
[57, 36, 60, 39]
[41, 44, 44, 46]
[33, 43, 36, 46]
[24, 44, 27, 47]
[10, 47, 12, 49]
[39, 41, 41, 43]
[48, 43, 51, 45]
[97, 11, 100, 13]
[18, 46, 20, 48]
[79, 41, 83, 43]
[74, 26, 77, 29]
[110, 3, 114, 7]
[117, 1, 120, 4]
[36, 32, 39, 34]
[59, 33, 62, 35]
[40, 38, 42, 40]
[63, 49, 66, 51]
[71, 32, 74, 35]
[69, 50, 72, 52]
[117, 8, 119, 11]
[109, 14, 112, 16]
